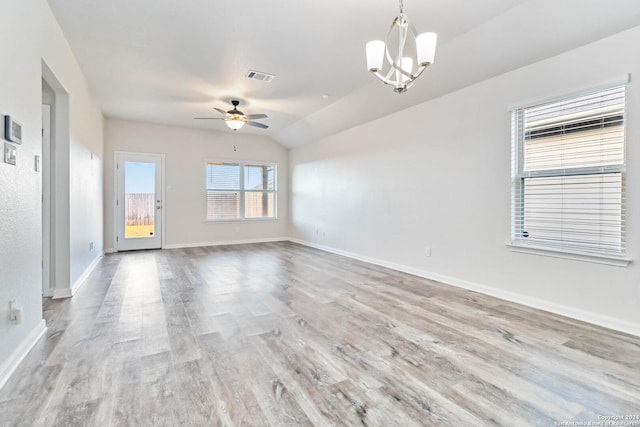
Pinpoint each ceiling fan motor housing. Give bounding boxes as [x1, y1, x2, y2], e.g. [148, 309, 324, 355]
[228, 100, 244, 116]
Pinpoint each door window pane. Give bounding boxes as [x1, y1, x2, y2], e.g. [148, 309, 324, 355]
[124, 161, 156, 239]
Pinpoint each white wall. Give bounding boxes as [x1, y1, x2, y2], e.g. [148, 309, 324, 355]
[0, 0, 103, 385]
[104, 119, 288, 250]
[290, 26, 640, 335]
[41, 38, 105, 296]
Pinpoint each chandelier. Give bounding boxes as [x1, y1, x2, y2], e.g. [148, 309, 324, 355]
[365, 0, 437, 93]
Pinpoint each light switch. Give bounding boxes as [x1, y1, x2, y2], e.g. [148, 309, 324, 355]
[4, 142, 16, 165]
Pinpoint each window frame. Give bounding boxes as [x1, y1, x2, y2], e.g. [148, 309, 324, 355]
[509, 84, 630, 266]
[205, 159, 278, 222]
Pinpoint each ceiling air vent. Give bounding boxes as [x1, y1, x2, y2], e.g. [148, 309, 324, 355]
[246, 70, 275, 83]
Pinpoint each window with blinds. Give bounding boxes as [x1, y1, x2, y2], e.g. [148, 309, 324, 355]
[206, 161, 276, 221]
[511, 85, 626, 257]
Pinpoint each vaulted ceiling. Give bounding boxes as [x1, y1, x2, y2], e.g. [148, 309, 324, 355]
[47, 0, 640, 148]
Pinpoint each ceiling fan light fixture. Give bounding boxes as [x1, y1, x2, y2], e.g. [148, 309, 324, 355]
[365, 0, 437, 93]
[225, 115, 246, 131]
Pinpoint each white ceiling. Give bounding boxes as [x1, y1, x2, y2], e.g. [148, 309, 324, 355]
[47, 0, 640, 148]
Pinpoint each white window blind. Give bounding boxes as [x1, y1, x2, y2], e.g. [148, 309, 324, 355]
[511, 85, 626, 256]
[206, 161, 276, 221]
[206, 162, 240, 220]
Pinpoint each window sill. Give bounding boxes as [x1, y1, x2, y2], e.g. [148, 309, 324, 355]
[205, 218, 278, 223]
[507, 243, 631, 267]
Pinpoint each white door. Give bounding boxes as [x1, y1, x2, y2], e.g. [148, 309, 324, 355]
[115, 152, 163, 251]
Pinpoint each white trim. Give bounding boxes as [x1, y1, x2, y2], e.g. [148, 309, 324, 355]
[0, 320, 47, 390]
[205, 157, 279, 166]
[71, 253, 104, 294]
[289, 238, 640, 338]
[205, 218, 279, 223]
[52, 287, 72, 299]
[507, 74, 630, 111]
[507, 243, 631, 267]
[51, 253, 103, 299]
[164, 237, 288, 250]
[104, 248, 116, 254]
[41, 104, 52, 297]
[112, 152, 118, 252]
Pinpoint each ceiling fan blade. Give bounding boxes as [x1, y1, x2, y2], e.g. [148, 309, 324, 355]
[213, 107, 228, 116]
[194, 117, 224, 120]
[245, 121, 269, 129]
[245, 113, 268, 120]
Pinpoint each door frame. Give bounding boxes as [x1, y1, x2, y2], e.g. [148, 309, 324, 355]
[41, 104, 53, 296]
[113, 151, 165, 251]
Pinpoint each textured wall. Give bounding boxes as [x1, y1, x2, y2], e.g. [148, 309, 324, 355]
[0, 0, 103, 373]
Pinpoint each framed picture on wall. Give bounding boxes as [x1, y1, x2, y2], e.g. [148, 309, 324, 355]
[4, 115, 22, 144]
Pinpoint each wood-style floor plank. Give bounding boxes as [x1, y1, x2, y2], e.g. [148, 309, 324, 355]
[1, 242, 639, 426]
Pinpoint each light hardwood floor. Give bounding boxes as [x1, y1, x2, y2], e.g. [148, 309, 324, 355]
[1, 242, 639, 426]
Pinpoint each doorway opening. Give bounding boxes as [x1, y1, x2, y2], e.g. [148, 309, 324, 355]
[42, 60, 70, 300]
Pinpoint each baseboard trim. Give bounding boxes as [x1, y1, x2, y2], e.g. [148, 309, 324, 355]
[51, 287, 72, 299]
[104, 247, 116, 254]
[71, 253, 104, 295]
[289, 238, 640, 337]
[0, 320, 47, 390]
[52, 253, 104, 300]
[164, 237, 289, 250]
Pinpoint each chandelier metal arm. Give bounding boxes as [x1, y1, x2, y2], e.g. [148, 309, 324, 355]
[365, 0, 437, 93]
[384, 15, 414, 80]
[370, 63, 428, 86]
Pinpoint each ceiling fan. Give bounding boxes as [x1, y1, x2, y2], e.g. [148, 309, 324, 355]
[195, 100, 268, 131]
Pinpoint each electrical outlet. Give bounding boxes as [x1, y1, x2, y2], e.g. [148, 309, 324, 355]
[424, 247, 431, 257]
[89, 241, 94, 251]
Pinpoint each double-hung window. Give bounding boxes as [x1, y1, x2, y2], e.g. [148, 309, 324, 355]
[206, 161, 276, 221]
[511, 85, 626, 258]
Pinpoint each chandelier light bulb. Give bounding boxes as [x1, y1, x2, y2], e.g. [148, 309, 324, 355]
[365, 1, 437, 93]
[416, 32, 437, 66]
[366, 40, 385, 72]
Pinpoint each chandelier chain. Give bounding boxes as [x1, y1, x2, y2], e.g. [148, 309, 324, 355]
[399, 0, 404, 14]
